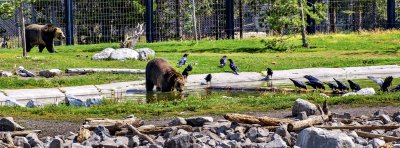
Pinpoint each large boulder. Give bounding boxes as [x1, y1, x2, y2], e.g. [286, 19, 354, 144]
[296, 127, 355, 148]
[65, 95, 87, 107]
[135, 48, 155, 61]
[110, 48, 139, 60]
[356, 88, 375, 96]
[39, 69, 62, 78]
[0, 117, 25, 131]
[92, 48, 115, 60]
[292, 98, 317, 116]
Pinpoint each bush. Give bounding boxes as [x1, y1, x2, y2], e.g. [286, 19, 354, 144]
[261, 37, 294, 52]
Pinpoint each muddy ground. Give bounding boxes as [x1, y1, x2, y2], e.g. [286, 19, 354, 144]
[14, 105, 400, 138]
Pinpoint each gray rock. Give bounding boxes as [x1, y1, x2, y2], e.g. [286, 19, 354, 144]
[14, 136, 30, 148]
[39, 69, 62, 78]
[393, 144, 400, 148]
[0, 117, 24, 131]
[169, 117, 187, 126]
[165, 135, 195, 148]
[275, 125, 292, 146]
[155, 136, 166, 145]
[4, 98, 24, 107]
[110, 48, 139, 60]
[26, 99, 43, 108]
[356, 88, 375, 96]
[292, 98, 317, 116]
[99, 138, 118, 148]
[228, 133, 243, 141]
[395, 115, 400, 122]
[71, 143, 92, 148]
[130, 136, 140, 147]
[26, 133, 44, 147]
[378, 114, 392, 124]
[369, 138, 385, 148]
[82, 134, 101, 147]
[207, 139, 216, 147]
[263, 134, 287, 148]
[49, 137, 63, 148]
[92, 48, 115, 60]
[373, 110, 387, 117]
[136, 48, 155, 61]
[246, 127, 269, 142]
[115, 137, 129, 147]
[177, 129, 189, 135]
[296, 127, 355, 148]
[0, 71, 12, 77]
[16, 66, 35, 77]
[185, 116, 213, 126]
[227, 140, 241, 148]
[298, 111, 308, 120]
[85, 97, 102, 107]
[354, 137, 368, 146]
[65, 95, 86, 107]
[93, 126, 111, 140]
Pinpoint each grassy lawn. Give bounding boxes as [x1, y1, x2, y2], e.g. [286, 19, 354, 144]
[0, 30, 399, 89]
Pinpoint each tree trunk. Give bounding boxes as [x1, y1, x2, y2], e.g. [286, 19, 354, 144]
[352, 1, 362, 31]
[175, 0, 182, 40]
[298, 0, 308, 47]
[19, 2, 27, 57]
[287, 115, 329, 131]
[191, 0, 198, 41]
[239, 0, 243, 39]
[329, 1, 337, 32]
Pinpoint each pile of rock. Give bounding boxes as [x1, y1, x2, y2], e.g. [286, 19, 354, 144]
[92, 48, 155, 61]
[0, 67, 62, 78]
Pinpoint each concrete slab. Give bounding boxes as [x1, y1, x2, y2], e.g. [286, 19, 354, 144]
[0, 91, 7, 105]
[2, 88, 65, 105]
[59, 85, 101, 100]
[186, 72, 263, 87]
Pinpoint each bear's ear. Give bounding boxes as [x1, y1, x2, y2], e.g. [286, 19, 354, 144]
[43, 24, 55, 32]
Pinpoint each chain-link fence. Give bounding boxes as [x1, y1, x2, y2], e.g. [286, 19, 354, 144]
[0, 0, 399, 48]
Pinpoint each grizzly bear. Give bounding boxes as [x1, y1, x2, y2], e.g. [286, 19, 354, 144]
[25, 24, 65, 53]
[146, 58, 186, 92]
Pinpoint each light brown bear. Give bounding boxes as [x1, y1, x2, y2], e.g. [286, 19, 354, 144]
[146, 58, 186, 92]
[25, 24, 65, 53]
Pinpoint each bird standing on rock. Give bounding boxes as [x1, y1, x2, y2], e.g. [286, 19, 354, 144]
[228, 59, 239, 75]
[177, 53, 189, 67]
[182, 64, 192, 79]
[219, 56, 227, 68]
[289, 78, 307, 90]
[348, 80, 361, 91]
[205, 74, 212, 86]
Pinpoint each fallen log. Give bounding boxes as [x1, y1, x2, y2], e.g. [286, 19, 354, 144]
[224, 113, 294, 126]
[316, 125, 400, 131]
[356, 131, 400, 142]
[287, 115, 329, 131]
[115, 125, 193, 136]
[126, 124, 156, 145]
[66, 68, 145, 74]
[207, 86, 344, 94]
[83, 118, 144, 132]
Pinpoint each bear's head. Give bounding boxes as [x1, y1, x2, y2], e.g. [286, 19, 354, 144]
[167, 71, 186, 92]
[43, 24, 65, 40]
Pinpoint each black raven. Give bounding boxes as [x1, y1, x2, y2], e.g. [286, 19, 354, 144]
[391, 84, 400, 92]
[182, 64, 193, 79]
[177, 53, 189, 67]
[348, 80, 361, 91]
[219, 56, 227, 68]
[228, 59, 239, 75]
[204, 74, 212, 86]
[266, 68, 273, 79]
[304, 75, 321, 82]
[289, 78, 307, 90]
[368, 76, 393, 92]
[304, 75, 325, 90]
[324, 82, 339, 90]
[333, 78, 349, 91]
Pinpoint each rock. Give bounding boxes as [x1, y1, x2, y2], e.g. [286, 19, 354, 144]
[177, 129, 189, 135]
[93, 126, 111, 140]
[85, 97, 102, 107]
[0, 117, 24, 131]
[247, 127, 266, 142]
[298, 111, 308, 120]
[393, 144, 400, 148]
[227, 140, 241, 148]
[206, 139, 216, 147]
[296, 127, 355, 148]
[14, 136, 30, 148]
[319, 93, 330, 98]
[110, 48, 139, 60]
[27, 133, 44, 147]
[65, 95, 87, 107]
[49, 137, 63, 148]
[155, 136, 166, 145]
[135, 48, 155, 61]
[342, 92, 357, 97]
[71, 143, 92, 148]
[378, 114, 392, 124]
[292, 98, 317, 116]
[77, 128, 91, 143]
[0, 71, 12, 77]
[185, 117, 213, 126]
[356, 88, 375, 96]
[228, 133, 243, 141]
[114, 137, 129, 147]
[354, 137, 368, 146]
[275, 125, 292, 146]
[373, 110, 387, 117]
[165, 135, 196, 148]
[263, 134, 287, 148]
[4, 98, 24, 107]
[39, 69, 62, 78]
[16, 66, 35, 77]
[82, 134, 101, 147]
[348, 131, 358, 138]
[395, 115, 400, 122]
[26, 99, 43, 108]
[92, 48, 115, 60]
[169, 117, 187, 126]
[99, 138, 118, 148]
[369, 138, 385, 148]
[130, 136, 140, 147]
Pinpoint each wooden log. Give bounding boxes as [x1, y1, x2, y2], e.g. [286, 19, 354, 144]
[126, 124, 157, 145]
[66, 68, 145, 74]
[316, 125, 400, 131]
[6, 130, 41, 137]
[356, 131, 400, 142]
[207, 86, 344, 94]
[115, 125, 193, 136]
[83, 118, 144, 132]
[224, 113, 294, 126]
[287, 115, 329, 131]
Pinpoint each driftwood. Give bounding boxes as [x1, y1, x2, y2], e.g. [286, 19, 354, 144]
[316, 125, 400, 131]
[356, 131, 400, 142]
[83, 118, 143, 132]
[126, 124, 156, 145]
[116, 125, 193, 136]
[9, 130, 41, 137]
[224, 113, 294, 126]
[66, 68, 145, 74]
[207, 86, 344, 94]
[287, 115, 330, 131]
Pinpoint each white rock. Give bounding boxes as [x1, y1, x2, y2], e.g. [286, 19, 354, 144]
[356, 88, 375, 96]
[369, 138, 385, 148]
[292, 98, 317, 116]
[0, 71, 12, 77]
[342, 92, 358, 97]
[110, 48, 139, 60]
[92, 48, 115, 60]
[135, 48, 155, 60]
[296, 127, 355, 148]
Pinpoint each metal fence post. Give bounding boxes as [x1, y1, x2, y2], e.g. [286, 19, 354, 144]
[225, 0, 234, 39]
[145, 0, 154, 43]
[64, 0, 74, 45]
[387, 0, 396, 29]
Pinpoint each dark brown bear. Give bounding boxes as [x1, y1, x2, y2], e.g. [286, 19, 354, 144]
[25, 24, 65, 53]
[146, 58, 186, 92]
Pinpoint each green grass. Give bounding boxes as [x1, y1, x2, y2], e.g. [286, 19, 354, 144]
[2, 91, 400, 121]
[0, 30, 399, 89]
